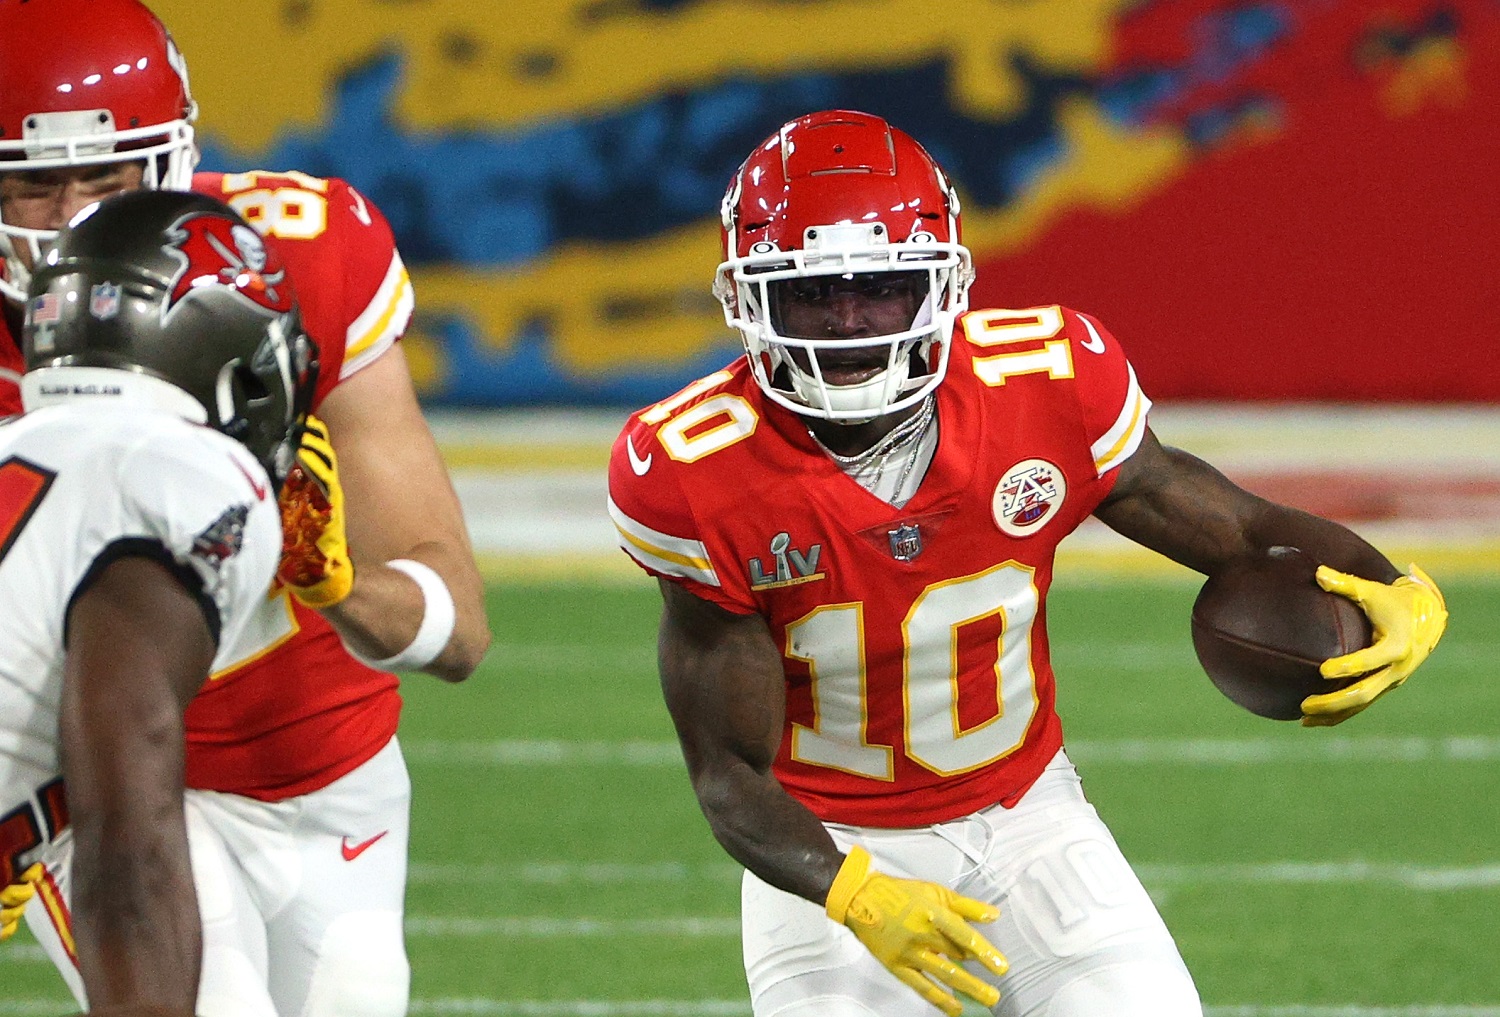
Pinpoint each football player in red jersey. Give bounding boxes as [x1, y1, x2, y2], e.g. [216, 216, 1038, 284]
[0, 2, 491, 1016]
[607, 110, 1448, 1017]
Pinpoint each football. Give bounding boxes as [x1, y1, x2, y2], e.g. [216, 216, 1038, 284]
[1190, 546, 1373, 720]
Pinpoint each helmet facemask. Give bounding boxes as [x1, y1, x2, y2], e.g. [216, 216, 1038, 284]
[214, 314, 320, 491]
[0, 118, 198, 304]
[716, 223, 973, 424]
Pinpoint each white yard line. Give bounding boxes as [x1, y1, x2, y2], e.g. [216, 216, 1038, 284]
[3, 1004, 1500, 1017]
[416, 1003, 1500, 1017]
[405, 916, 740, 937]
[0, 944, 47, 963]
[404, 859, 1500, 891]
[407, 860, 743, 884]
[4, 1003, 1500, 1017]
[1135, 861, 1500, 890]
[410, 1004, 748, 1017]
[404, 740, 684, 765]
[402, 735, 1500, 767]
[472, 640, 1497, 677]
[8, 1002, 1500, 1017]
[1204, 1010, 1500, 1017]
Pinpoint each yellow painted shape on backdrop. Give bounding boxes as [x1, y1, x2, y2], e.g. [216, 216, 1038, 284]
[149, 0, 1135, 150]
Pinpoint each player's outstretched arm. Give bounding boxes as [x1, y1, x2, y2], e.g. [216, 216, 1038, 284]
[61, 555, 214, 1017]
[1094, 427, 1447, 723]
[656, 581, 1006, 1016]
[290, 348, 491, 682]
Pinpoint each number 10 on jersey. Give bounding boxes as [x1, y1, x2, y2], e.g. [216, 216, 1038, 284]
[787, 562, 1042, 779]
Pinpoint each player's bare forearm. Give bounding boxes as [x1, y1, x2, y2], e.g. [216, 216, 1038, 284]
[318, 349, 491, 679]
[691, 752, 845, 902]
[1097, 429, 1399, 583]
[69, 828, 198, 1013]
[657, 580, 846, 904]
[321, 544, 484, 681]
[61, 558, 211, 1012]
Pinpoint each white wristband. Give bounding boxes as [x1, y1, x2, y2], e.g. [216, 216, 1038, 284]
[351, 558, 457, 673]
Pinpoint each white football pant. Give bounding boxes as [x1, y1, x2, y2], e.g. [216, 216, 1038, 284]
[26, 736, 411, 1017]
[742, 749, 1203, 1017]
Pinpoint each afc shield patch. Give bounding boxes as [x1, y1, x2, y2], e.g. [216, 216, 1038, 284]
[993, 458, 1066, 537]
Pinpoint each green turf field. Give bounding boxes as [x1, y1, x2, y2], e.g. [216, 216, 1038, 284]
[3, 575, 1498, 1015]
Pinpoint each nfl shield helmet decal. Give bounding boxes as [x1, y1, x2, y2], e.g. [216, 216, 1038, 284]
[993, 458, 1066, 537]
[89, 282, 122, 320]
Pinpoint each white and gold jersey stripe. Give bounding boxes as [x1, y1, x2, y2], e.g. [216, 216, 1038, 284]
[607, 495, 720, 587]
[1090, 362, 1151, 477]
[342, 251, 415, 379]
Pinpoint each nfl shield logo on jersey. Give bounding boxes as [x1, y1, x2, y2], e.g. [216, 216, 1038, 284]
[89, 282, 121, 320]
[993, 458, 1066, 537]
[888, 523, 923, 562]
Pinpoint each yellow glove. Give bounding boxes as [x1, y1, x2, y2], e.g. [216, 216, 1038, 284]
[825, 845, 1008, 1016]
[1303, 563, 1448, 726]
[1, 863, 43, 942]
[277, 415, 354, 608]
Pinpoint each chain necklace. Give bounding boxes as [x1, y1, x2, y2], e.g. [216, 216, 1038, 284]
[814, 396, 936, 504]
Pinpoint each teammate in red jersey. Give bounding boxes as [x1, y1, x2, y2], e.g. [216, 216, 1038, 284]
[0, 2, 491, 1015]
[607, 110, 1449, 1017]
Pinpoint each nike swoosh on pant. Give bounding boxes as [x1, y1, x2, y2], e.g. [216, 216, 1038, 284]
[341, 831, 389, 861]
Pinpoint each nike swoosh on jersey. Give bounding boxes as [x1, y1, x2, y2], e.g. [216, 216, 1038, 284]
[627, 435, 653, 476]
[1079, 315, 1107, 354]
[340, 831, 389, 861]
[229, 456, 267, 501]
[349, 188, 373, 226]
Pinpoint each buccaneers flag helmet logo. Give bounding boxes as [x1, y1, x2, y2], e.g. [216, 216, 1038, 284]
[162, 212, 292, 321]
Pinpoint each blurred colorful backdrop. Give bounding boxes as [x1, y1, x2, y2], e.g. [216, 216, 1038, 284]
[153, 0, 1500, 407]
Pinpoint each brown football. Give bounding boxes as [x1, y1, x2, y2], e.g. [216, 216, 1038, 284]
[1191, 546, 1373, 720]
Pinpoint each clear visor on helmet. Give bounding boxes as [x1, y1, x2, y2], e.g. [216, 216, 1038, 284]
[0, 114, 197, 303]
[715, 228, 973, 422]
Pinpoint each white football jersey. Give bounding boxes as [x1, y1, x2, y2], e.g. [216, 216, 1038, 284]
[0, 404, 281, 882]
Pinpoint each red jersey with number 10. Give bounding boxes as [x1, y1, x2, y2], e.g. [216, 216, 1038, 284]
[607, 307, 1152, 827]
[0, 170, 415, 800]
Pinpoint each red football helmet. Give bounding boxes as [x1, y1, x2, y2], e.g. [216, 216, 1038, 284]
[715, 110, 974, 421]
[0, 0, 198, 302]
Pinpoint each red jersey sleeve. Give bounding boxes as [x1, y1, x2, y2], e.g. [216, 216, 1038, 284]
[607, 405, 759, 616]
[1060, 307, 1153, 478]
[192, 172, 414, 409]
